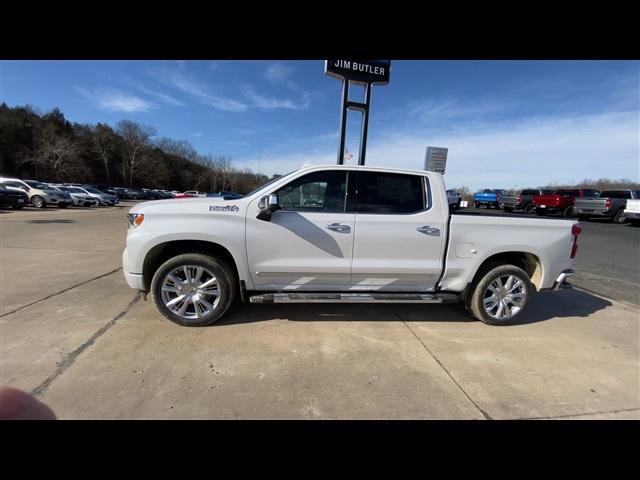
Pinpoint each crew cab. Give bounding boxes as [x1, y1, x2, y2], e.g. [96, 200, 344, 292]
[472, 189, 506, 209]
[574, 189, 640, 224]
[532, 188, 600, 217]
[123, 165, 581, 327]
[501, 189, 556, 214]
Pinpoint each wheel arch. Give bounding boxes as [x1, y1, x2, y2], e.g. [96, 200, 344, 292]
[142, 240, 240, 293]
[467, 251, 543, 297]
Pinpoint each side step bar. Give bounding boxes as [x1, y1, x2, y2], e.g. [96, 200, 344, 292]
[249, 292, 460, 304]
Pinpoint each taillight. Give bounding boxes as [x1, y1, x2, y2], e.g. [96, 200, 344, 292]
[605, 198, 612, 209]
[516, 195, 521, 204]
[570, 224, 581, 258]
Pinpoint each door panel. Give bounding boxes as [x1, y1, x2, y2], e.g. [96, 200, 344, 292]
[246, 170, 355, 290]
[350, 173, 446, 291]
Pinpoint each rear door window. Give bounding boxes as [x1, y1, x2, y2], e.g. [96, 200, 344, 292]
[356, 171, 425, 214]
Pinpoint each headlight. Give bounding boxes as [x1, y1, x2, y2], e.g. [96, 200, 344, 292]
[127, 213, 145, 229]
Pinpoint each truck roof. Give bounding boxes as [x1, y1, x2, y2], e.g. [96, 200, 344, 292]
[296, 163, 441, 177]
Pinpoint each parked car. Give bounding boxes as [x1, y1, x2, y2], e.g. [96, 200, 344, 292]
[446, 190, 462, 210]
[0, 186, 29, 209]
[112, 188, 141, 200]
[73, 186, 119, 205]
[472, 189, 507, 208]
[573, 189, 640, 224]
[55, 186, 99, 207]
[501, 189, 556, 214]
[532, 188, 600, 217]
[216, 191, 243, 199]
[624, 199, 640, 226]
[182, 191, 207, 197]
[0, 177, 72, 208]
[85, 184, 120, 197]
[123, 164, 581, 327]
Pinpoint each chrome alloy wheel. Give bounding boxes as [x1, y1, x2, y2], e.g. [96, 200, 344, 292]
[160, 265, 220, 320]
[483, 274, 527, 320]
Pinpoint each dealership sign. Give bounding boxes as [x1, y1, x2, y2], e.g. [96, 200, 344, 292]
[425, 146, 448, 175]
[325, 60, 391, 85]
[325, 60, 391, 166]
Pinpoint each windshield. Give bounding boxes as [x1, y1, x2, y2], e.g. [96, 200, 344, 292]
[244, 171, 295, 198]
[25, 181, 52, 189]
[85, 187, 102, 194]
[67, 187, 85, 194]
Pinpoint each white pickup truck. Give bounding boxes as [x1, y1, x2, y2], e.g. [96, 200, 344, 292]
[122, 164, 581, 326]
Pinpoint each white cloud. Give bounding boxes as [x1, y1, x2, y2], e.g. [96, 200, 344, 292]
[241, 85, 310, 110]
[134, 84, 185, 106]
[264, 63, 295, 82]
[76, 87, 156, 112]
[157, 72, 248, 112]
[193, 132, 203, 138]
[238, 110, 639, 191]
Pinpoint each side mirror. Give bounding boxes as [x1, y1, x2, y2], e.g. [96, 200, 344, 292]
[257, 194, 279, 221]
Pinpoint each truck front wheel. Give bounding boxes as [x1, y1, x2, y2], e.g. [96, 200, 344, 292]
[150, 253, 236, 327]
[467, 264, 533, 326]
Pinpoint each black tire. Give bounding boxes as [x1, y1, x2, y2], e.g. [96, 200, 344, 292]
[467, 264, 534, 326]
[612, 209, 626, 224]
[524, 204, 536, 215]
[504, 206, 513, 213]
[31, 195, 46, 208]
[58, 203, 69, 209]
[150, 253, 236, 327]
[562, 205, 574, 218]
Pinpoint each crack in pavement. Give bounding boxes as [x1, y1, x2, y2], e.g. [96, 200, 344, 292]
[30, 292, 141, 398]
[0, 267, 123, 318]
[391, 306, 493, 420]
[516, 407, 640, 420]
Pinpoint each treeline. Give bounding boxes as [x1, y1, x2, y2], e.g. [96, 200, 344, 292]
[0, 103, 270, 193]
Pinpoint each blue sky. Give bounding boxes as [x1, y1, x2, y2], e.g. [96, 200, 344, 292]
[1, 60, 638, 190]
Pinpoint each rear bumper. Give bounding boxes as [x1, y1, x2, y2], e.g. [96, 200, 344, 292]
[623, 211, 640, 220]
[552, 269, 575, 291]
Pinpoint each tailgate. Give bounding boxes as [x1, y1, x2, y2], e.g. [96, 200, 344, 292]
[574, 198, 607, 211]
[533, 195, 561, 207]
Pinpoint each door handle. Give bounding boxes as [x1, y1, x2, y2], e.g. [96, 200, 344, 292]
[325, 223, 351, 233]
[417, 225, 440, 236]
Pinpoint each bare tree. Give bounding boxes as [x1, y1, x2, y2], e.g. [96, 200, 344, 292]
[33, 124, 78, 180]
[117, 120, 156, 186]
[91, 123, 116, 183]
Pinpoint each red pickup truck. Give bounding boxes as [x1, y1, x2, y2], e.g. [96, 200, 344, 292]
[532, 188, 600, 217]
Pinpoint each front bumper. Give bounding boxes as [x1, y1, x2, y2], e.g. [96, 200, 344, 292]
[123, 247, 145, 291]
[552, 269, 575, 291]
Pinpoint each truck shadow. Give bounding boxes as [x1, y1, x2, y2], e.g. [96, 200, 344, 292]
[218, 288, 612, 326]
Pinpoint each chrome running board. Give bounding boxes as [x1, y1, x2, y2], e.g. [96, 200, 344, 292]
[249, 292, 460, 304]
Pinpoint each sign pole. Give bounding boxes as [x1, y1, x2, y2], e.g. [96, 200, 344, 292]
[337, 80, 350, 165]
[358, 82, 372, 166]
[325, 60, 390, 167]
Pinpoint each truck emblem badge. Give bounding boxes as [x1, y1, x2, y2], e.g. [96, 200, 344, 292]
[209, 205, 239, 212]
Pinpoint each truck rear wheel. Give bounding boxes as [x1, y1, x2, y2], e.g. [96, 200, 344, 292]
[562, 206, 574, 217]
[612, 209, 626, 224]
[467, 264, 533, 326]
[150, 253, 236, 327]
